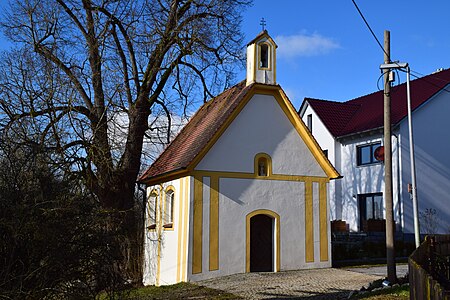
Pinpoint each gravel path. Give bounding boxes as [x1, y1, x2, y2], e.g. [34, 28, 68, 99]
[199, 268, 384, 299]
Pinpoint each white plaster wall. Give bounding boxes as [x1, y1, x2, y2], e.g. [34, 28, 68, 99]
[337, 135, 401, 232]
[300, 104, 336, 164]
[300, 103, 339, 220]
[188, 177, 329, 282]
[143, 178, 184, 286]
[399, 88, 450, 234]
[196, 94, 326, 177]
[246, 44, 255, 86]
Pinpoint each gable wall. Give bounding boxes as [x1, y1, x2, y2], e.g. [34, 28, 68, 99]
[196, 94, 326, 177]
[300, 104, 336, 164]
[300, 103, 340, 219]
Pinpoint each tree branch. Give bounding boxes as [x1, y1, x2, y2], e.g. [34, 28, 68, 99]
[111, 25, 133, 106]
[55, 0, 88, 38]
[91, 5, 140, 95]
[154, 99, 171, 144]
[178, 60, 214, 101]
[33, 44, 94, 111]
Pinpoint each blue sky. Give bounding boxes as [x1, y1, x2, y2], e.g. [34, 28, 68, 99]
[240, 0, 450, 108]
[1, 1, 449, 110]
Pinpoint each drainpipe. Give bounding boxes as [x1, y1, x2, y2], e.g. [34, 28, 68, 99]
[137, 182, 147, 282]
[393, 133, 402, 233]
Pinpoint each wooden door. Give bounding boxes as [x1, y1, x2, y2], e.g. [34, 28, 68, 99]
[250, 214, 273, 272]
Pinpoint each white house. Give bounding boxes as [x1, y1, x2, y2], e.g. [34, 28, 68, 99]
[138, 31, 340, 286]
[299, 68, 450, 235]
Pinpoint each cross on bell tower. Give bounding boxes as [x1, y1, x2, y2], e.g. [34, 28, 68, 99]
[260, 18, 267, 31]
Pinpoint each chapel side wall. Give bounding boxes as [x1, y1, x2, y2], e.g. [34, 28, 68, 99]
[143, 177, 190, 286]
[399, 88, 450, 234]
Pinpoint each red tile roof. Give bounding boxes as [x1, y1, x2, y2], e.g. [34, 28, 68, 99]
[304, 68, 450, 138]
[139, 81, 251, 182]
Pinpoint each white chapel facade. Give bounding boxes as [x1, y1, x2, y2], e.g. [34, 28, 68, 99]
[139, 31, 340, 286]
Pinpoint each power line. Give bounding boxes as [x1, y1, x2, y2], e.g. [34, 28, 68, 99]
[351, 0, 390, 60]
[351, 0, 450, 95]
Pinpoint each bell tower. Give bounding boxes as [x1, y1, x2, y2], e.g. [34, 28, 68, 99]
[246, 30, 277, 86]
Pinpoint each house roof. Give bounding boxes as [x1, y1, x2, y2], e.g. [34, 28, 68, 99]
[303, 68, 450, 138]
[138, 80, 251, 182]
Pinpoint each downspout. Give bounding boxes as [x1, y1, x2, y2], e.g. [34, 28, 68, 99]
[137, 182, 147, 284]
[393, 133, 402, 233]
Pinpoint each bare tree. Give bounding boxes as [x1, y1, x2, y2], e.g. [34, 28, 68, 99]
[0, 0, 249, 211]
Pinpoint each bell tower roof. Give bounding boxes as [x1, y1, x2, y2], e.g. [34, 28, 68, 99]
[246, 30, 278, 86]
[246, 30, 277, 47]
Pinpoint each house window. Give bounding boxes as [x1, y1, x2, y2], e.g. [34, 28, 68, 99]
[163, 189, 175, 228]
[147, 190, 158, 230]
[307, 114, 312, 132]
[357, 142, 381, 166]
[358, 193, 383, 231]
[259, 43, 269, 68]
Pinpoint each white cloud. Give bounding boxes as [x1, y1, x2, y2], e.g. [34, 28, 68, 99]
[275, 32, 340, 58]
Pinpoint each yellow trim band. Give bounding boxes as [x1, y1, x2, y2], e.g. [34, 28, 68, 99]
[209, 175, 219, 271]
[192, 175, 203, 274]
[246, 209, 280, 273]
[192, 169, 329, 183]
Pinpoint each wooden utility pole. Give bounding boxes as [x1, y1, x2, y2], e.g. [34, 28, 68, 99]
[383, 30, 397, 283]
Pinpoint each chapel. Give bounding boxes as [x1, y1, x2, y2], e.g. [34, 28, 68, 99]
[139, 31, 340, 286]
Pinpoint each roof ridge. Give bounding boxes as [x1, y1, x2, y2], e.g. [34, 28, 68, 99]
[305, 97, 338, 103]
[308, 97, 362, 109]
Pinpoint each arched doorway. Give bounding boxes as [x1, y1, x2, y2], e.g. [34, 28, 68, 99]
[250, 214, 273, 272]
[246, 210, 280, 273]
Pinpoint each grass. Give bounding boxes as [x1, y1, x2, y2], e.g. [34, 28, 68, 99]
[103, 282, 241, 300]
[351, 284, 409, 299]
[104, 282, 409, 300]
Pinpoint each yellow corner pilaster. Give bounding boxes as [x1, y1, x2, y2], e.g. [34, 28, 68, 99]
[209, 175, 219, 271]
[319, 181, 328, 262]
[192, 175, 203, 274]
[305, 180, 314, 263]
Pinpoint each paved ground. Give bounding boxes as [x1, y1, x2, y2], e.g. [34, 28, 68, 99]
[344, 264, 408, 278]
[199, 265, 408, 299]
